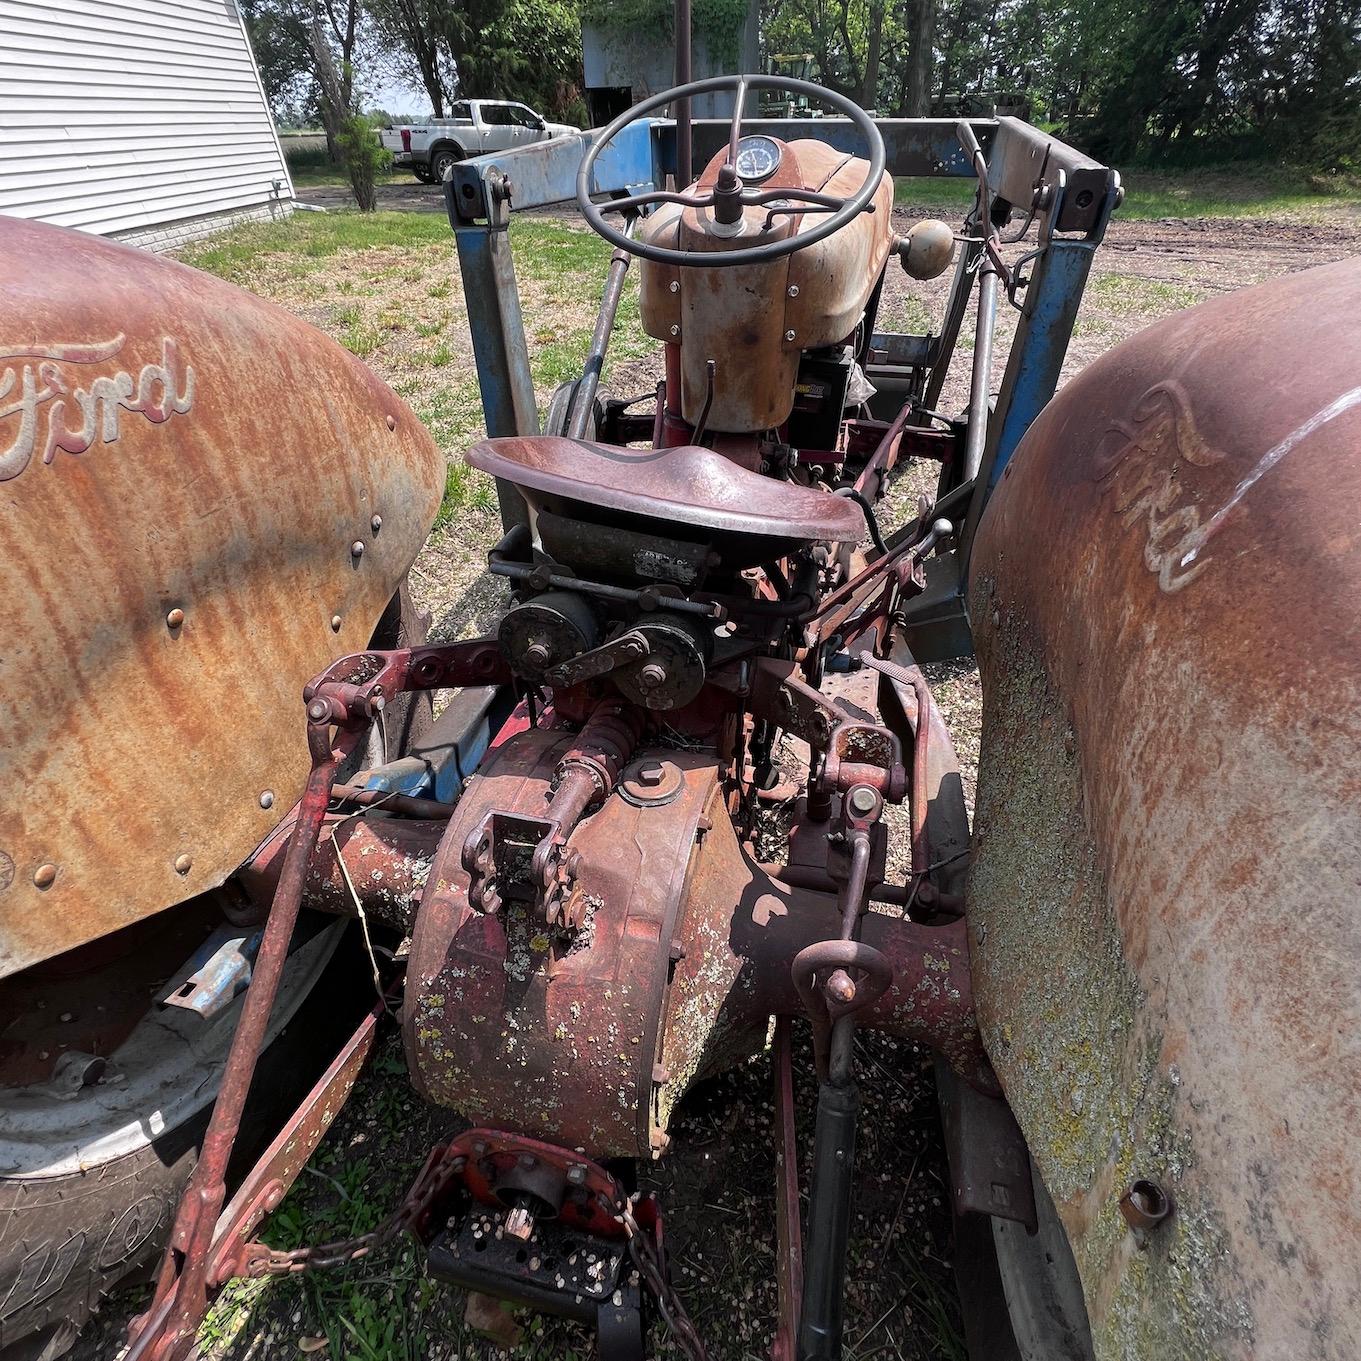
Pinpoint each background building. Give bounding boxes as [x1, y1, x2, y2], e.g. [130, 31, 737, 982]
[581, 0, 760, 128]
[0, 0, 293, 250]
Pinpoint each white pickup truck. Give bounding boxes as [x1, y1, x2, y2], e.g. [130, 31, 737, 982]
[381, 100, 577, 184]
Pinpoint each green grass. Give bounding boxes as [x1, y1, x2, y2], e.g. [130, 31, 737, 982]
[184, 210, 653, 531]
[285, 144, 405, 191]
[895, 160, 1361, 220]
[1119, 162, 1361, 219]
[180, 211, 455, 280]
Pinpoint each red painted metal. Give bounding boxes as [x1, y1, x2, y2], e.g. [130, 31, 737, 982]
[127, 640, 511, 1361]
[210, 1002, 384, 1284]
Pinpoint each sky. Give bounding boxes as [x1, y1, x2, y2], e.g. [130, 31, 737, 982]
[369, 70, 436, 119]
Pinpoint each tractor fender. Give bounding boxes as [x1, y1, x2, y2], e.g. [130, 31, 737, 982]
[967, 256, 1361, 1360]
[0, 216, 444, 978]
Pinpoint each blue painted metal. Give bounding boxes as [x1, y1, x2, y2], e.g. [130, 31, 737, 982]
[449, 120, 663, 218]
[986, 237, 1100, 491]
[160, 926, 261, 1019]
[361, 685, 513, 804]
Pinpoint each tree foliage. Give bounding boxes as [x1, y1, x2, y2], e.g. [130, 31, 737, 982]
[366, 0, 584, 117]
[763, 0, 1361, 165]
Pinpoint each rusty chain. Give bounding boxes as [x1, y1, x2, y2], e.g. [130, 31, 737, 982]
[233, 1154, 711, 1360]
[237, 1146, 465, 1278]
[620, 1201, 710, 1361]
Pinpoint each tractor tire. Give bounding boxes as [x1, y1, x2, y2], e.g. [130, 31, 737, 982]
[543, 379, 606, 441]
[0, 582, 427, 1360]
[0, 928, 370, 1361]
[935, 1062, 1094, 1361]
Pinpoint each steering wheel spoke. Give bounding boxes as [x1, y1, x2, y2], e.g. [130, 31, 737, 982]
[576, 74, 886, 269]
[598, 189, 714, 216]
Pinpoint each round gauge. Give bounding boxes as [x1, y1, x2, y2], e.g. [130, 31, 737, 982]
[734, 135, 782, 183]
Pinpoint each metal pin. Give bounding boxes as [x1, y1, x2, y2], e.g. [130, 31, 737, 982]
[784, 329, 796, 341]
[174, 853, 193, 875]
[166, 607, 185, 628]
[33, 863, 57, 889]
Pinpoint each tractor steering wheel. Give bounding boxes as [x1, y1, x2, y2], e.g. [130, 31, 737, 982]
[577, 74, 886, 269]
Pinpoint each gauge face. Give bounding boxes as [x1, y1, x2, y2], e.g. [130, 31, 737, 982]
[734, 135, 782, 183]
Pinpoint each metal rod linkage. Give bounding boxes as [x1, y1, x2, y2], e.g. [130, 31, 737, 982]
[567, 222, 637, 440]
[674, 0, 692, 187]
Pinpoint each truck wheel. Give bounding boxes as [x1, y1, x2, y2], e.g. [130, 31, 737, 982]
[412, 165, 435, 185]
[429, 146, 463, 184]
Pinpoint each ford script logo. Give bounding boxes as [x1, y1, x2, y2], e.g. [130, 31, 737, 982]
[0, 335, 194, 482]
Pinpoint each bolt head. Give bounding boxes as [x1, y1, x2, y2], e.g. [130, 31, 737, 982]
[638, 662, 667, 689]
[308, 699, 330, 722]
[787, 284, 799, 297]
[385, 413, 397, 431]
[350, 540, 365, 559]
[567, 1163, 587, 1185]
[669, 279, 680, 293]
[330, 614, 343, 632]
[33, 862, 57, 889]
[259, 790, 275, 810]
[371, 514, 383, 533]
[669, 324, 680, 338]
[784, 329, 796, 342]
[165, 607, 185, 629]
[827, 971, 857, 1003]
[848, 786, 877, 816]
[174, 853, 193, 875]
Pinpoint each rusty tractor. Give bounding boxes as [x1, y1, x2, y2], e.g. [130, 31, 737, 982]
[3, 55, 1359, 1361]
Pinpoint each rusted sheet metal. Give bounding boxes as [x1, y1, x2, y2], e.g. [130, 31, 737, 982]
[638, 139, 893, 431]
[0, 217, 443, 978]
[967, 257, 1361, 1359]
[467, 435, 865, 545]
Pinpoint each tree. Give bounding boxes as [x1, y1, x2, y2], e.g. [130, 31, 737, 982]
[243, 0, 386, 209]
[366, 0, 456, 115]
[903, 0, 936, 115]
[368, 0, 583, 118]
[308, 0, 363, 158]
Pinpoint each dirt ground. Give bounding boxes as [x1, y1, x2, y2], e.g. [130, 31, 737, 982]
[77, 193, 1358, 1361]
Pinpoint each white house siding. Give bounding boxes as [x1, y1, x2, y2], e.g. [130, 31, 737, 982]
[0, 0, 294, 245]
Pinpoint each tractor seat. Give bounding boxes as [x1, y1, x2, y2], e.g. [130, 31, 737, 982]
[466, 437, 866, 545]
